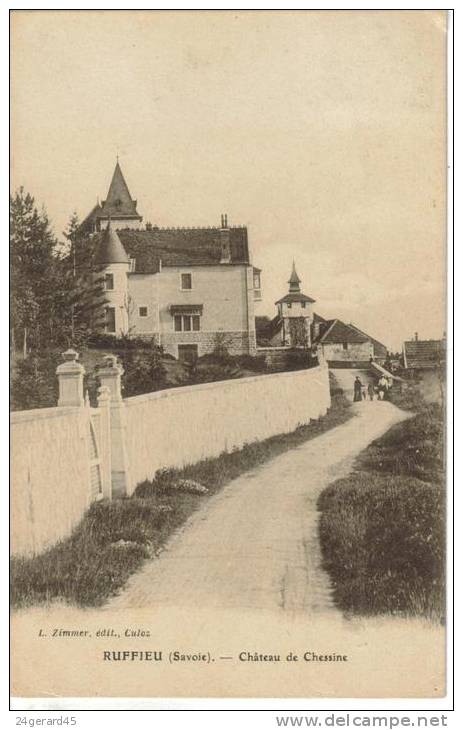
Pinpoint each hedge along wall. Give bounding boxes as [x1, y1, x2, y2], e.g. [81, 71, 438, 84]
[11, 407, 91, 557]
[124, 364, 330, 494]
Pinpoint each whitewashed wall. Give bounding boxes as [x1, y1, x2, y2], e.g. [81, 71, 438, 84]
[11, 407, 91, 557]
[11, 365, 330, 556]
[124, 364, 330, 494]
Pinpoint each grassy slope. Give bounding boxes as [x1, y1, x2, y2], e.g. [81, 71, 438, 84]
[11, 393, 352, 609]
[317, 389, 445, 622]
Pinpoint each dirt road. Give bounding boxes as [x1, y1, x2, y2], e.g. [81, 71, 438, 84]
[108, 401, 409, 614]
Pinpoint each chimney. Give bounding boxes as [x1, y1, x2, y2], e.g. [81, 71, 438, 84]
[220, 213, 231, 264]
[415, 332, 419, 341]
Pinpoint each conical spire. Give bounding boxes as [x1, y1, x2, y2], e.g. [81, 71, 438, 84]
[100, 161, 140, 218]
[94, 221, 129, 265]
[288, 260, 301, 293]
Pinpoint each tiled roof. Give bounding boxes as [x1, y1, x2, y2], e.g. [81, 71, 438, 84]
[316, 319, 370, 345]
[403, 339, 445, 369]
[275, 292, 316, 305]
[93, 226, 250, 273]
[100, 162, 141, 219]
[348, 323, 388, 358]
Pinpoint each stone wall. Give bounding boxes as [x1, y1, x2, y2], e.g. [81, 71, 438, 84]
[161, 330, 254, 358]
[11, 407, 92, 557]
[321, 341, 374, 362]
[11, 352, 330, 556]
[124, 364, 330, 494]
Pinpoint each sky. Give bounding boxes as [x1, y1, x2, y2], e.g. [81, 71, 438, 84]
[11, 10, 447, 351]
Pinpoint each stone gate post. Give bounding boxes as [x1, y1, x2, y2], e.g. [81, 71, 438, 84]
[56, 349, 85, 407]
[97, 385, 112, 500]
[97, 355, 131, 497]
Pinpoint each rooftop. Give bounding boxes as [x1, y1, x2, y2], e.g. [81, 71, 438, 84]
[403, 339, 445, 369]
[92, 225, 250, 272]
[99, 162, 142, 220]
[94, 223, 129, 265]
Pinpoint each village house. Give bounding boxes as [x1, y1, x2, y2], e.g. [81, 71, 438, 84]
[402, 333, 445, 402]
[83, 162, 261, 361]
[257, 262, 388, 368]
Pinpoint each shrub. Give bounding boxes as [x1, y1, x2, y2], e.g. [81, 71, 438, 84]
[87, 333, 157, 351]
[317, 401, 445, 622]
[234, 353, 268, 372]
[318, 473, 445, 620]
[282, 348, 310, 371]
[10, 349, 61, 410]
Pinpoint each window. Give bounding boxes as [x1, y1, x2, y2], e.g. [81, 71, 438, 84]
[287, 303, 292, 309]
[253, 272, 261, 289]
[105, 307, 116, 333]
[129, 257, 136, 273]
[301, 302, 306, 308]
[178, 344, 199, 364]
[181, 273, 192, 290]
[105, 273, 114, 290]
[342, 342, 348, 350]
[173, 314, 201, 332]
[139, 306, 148, 317]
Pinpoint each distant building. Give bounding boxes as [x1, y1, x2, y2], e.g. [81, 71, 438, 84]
[84, 162, 261, 361]
[265, 265, 388, 367]
[275, 262, 316, 348]
[312, 316, 389, 366]
[402, 334, 446, 372]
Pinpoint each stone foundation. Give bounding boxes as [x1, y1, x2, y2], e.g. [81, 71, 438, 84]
[161, 331, 256, 358]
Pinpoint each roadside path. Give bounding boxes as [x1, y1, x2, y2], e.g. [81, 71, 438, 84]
[108, 401, 409, 614]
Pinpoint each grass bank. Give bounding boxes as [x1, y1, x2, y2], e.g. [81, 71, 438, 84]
[11, 393, 352, 609]
[317, 387, 445, 622]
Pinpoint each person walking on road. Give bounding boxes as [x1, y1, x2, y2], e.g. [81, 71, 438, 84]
[367, 382, 375, 401]
[378, 375, 389, 400]
[353, 376, 363, 402]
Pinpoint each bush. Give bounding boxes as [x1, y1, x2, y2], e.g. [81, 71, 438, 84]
[318, 473, 445, 620]
[10, 349, 61, 410]
[116, 348, 167, 397]
[87, 333, 157, 351]
[357, 405, 445, 484]
[282, 348, 310, 371]
[317, 402, 445, 621]
[234, 353, 268, 372]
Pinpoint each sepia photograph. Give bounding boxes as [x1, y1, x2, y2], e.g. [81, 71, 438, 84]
[9, 9, 449, 704]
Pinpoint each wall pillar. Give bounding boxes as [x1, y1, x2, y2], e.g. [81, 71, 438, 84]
[56, 349, 85, 407]
[97, 385, 112, 500]
[97, 355, 131, 497]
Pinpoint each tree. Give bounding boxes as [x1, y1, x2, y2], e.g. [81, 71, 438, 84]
[59, 212, 107, 347]
[10, 187, 57, 354]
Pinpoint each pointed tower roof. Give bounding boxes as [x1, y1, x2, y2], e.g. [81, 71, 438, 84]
[288, 261, 301, 292]
[94, 222, 129, 265]
[100, 161, 141, 219]
[275, 261, 316, 305]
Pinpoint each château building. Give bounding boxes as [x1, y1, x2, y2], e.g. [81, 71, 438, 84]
[84, 162, 261, 361]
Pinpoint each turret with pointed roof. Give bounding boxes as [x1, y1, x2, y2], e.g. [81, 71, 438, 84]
[275, 262, 316, 306]
[94, 221, 130, 265]
[100, 161, 142, 223]
[288, 260, 302, 292]
[80, 161, 143, 233]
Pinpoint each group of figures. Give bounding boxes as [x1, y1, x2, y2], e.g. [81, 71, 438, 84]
[353, 375, 391, 403]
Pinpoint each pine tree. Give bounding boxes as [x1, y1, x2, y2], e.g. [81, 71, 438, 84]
[59, 212, 107, 347]
[10, 187, 57, 354]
